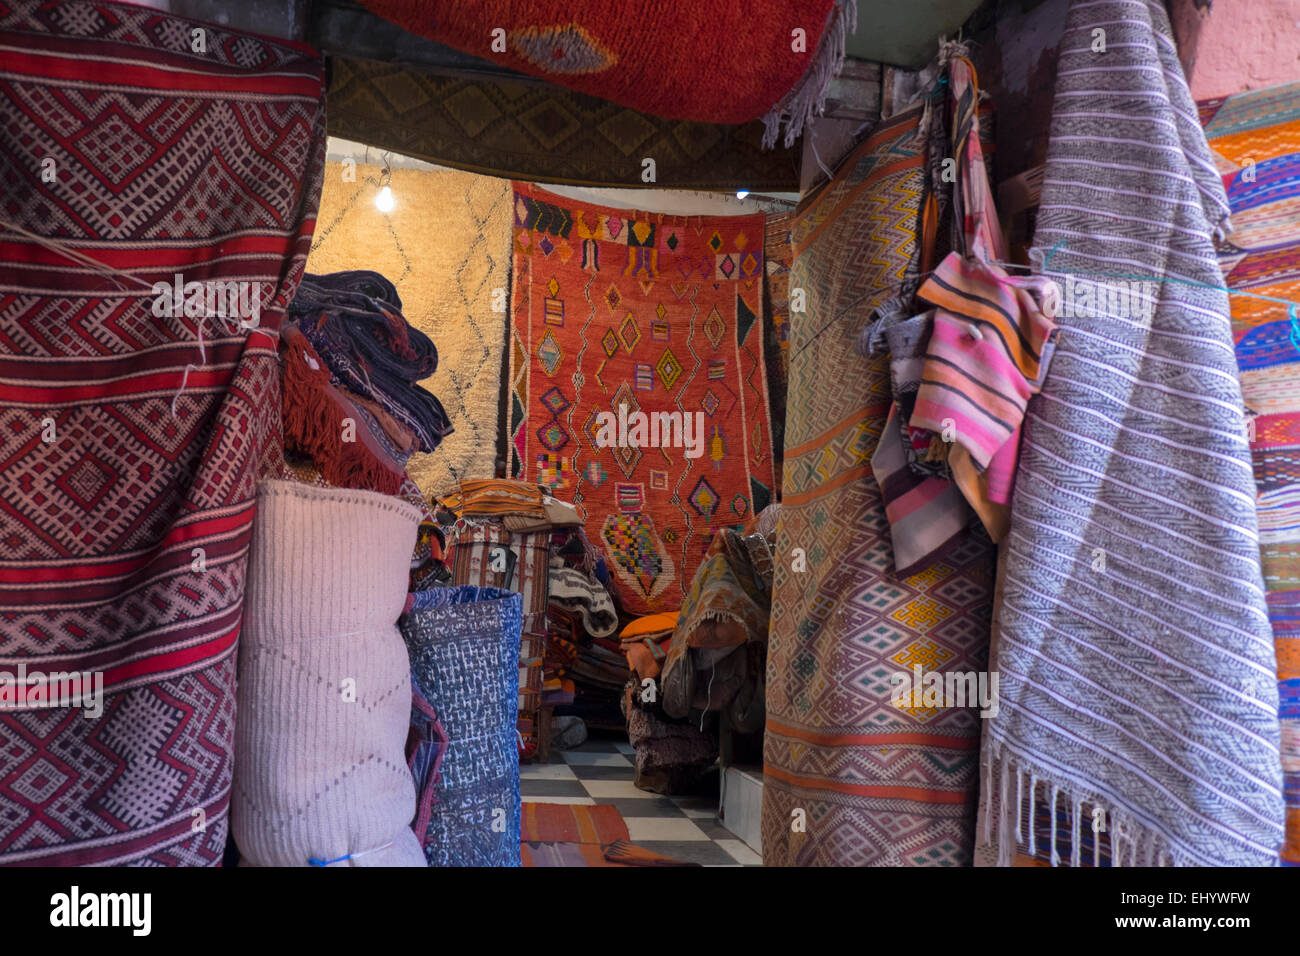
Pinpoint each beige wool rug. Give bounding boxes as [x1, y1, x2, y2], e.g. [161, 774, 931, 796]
[307, 161, 511, 497]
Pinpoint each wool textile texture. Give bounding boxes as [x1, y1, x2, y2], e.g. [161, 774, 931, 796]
[761, 108, 996, 867]
[0, 0, 324, 865]
[232, 481, 425, 868]
[979, 0, 1284, 868]
[1201, 78, 1300, 866]
[354, 0, 856, 146]
[402, 586, 524, 866]
[326, 58, 801, 192]
[286, 270, 452, 454]
[308, 163, 513, 496]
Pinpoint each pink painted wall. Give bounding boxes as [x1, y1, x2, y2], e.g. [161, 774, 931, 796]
[1170, 0, 1300, 100]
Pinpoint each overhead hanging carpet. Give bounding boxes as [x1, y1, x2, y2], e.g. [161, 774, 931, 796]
[0, 0, 324, 865]
[326, 58, 801, 192]
[508, 183, 778, 615]
[979, 0, 1284, 867]
[354, 0, 856, 146]
[1201, 77, 1300, 866]
[308, 163, 513, 497]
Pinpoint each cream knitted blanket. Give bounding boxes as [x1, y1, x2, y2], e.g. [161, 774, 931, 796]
[233, 480, 426, 867]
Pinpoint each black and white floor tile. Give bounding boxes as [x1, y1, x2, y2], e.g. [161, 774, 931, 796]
[520, 736, 763, 867]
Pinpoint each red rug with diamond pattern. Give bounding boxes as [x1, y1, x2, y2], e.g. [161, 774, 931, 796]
[508, 183, 776, 614]
[0, 0, 323, 864]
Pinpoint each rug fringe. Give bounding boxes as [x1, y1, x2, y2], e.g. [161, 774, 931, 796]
[981, 738, 1192, 867]
[281, 332, 404, 495]
[761, 0, 857, 150]
[689, 607, 751, 628]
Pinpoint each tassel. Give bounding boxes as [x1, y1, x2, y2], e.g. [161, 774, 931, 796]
[1014, 769, 1023, 844]
[761, 0, 858, 149]
[1027, 775, 1037, 857]
[281, 330, 404, 495]
[1071, 797, 1082, 868]
[998, 759, 1016, 867]
[1049, 785, 1061, 866]
[983, 749, 995, 844]
[999, 758, 1010, 845]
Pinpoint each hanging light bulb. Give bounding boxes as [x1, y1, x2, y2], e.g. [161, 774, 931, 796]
[375, 152, 395, 212]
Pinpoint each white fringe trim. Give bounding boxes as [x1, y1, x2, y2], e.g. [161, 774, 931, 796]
[981, 737, 1191, 867]
[761, 0, 858, 150]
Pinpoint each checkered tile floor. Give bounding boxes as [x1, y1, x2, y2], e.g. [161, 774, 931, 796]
[521, 736, 762, 866]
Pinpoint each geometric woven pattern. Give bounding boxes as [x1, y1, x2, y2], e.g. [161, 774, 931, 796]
[509, 184, 776, 614]
[402, 587, 524, 867]
[1202, 78, 1300, 867]
[761, 109, 995, 866]
[326, 57, 802, 192]
[0, 0, 324, 864]
[762, 212, 793, 490]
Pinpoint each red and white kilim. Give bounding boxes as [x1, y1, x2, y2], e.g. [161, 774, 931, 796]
[0, 0, 324, 864]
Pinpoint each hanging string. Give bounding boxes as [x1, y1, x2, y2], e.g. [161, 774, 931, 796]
[0, 218, 158, 293]
[700, 658, 718, 733]
[806, 124, 836, 186]
[308, 839, 395, 867]
[1031, 238, 1300, 348]
[2, 217, 265, 421]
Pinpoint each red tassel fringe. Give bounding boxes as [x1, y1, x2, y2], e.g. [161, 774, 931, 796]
[280, 329, 405, 496]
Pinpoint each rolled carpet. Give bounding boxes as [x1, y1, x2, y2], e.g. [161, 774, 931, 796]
[233, 480, 425, 867]
[402, 586, 524, 867]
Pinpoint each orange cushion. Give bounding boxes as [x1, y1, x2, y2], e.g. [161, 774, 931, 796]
[620, 611, 679, 638]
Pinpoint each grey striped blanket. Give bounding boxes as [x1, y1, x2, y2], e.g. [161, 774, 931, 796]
[982, 0, 1285, 866]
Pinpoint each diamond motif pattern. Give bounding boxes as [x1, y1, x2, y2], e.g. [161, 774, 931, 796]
[703, 306, 725, 349]
[0, 1, 321, 865]
[762, 109, 995, 867]
[618, 312, 640, 353]
[655, 347, 682, 390]
[509, 184, 774, 614]
[537, 329, 563, 375]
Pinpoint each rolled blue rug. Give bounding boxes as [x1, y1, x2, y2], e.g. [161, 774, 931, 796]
[402, 586, 523, 866]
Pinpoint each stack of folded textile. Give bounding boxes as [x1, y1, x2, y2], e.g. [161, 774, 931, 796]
[281, 270, 454, 495]
[619, 613, 678, 682]
[536, 525, 626, 731]
[613, 521, 778, 795]
[622, 680, 718, 796]
[438, 479, 607, 757]
[543, 603, 629, 727]
[549, 561, 618, 640]
[658, 528, 774, 733]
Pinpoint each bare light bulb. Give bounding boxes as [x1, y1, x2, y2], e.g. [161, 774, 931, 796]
[375, 184, 395, 212]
